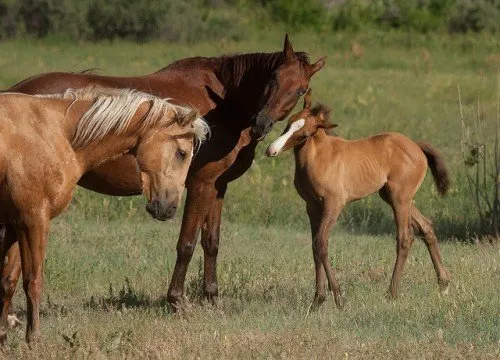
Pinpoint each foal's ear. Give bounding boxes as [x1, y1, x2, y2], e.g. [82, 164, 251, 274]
[309, 56, 327, 77]
[178, 109, 199, 127]
[283, 34, 296, 61]
[303, 88, 312, 109]
[318, 121, 338, 130]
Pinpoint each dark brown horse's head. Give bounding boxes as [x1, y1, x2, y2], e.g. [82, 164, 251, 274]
[252, 34, 326, 139]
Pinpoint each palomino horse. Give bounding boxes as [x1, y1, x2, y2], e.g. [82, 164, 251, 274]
[0, 87, 208, 342]
[266, 90, 450, 309]
[5, 35, 326, 307]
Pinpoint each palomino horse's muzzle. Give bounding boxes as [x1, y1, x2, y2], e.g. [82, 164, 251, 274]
[146, 200, 177, 221]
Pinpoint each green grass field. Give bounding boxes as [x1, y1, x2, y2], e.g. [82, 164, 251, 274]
[0, 32, 499, 358]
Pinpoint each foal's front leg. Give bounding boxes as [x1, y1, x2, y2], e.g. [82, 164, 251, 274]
[314, 201, 344, 309]
[17, 218, 49, 343]
[306, 203, 326, 307]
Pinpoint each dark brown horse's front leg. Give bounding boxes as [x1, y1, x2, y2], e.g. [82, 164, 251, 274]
[200, 185, 226, 302]
[167, 182, 217, 309]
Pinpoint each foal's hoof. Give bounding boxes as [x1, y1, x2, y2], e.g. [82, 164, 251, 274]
[438, 279, 450, 295]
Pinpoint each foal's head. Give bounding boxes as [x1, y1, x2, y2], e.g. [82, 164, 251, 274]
[266, 89, 337, 157]
[252, 34, 326, 139]
[136, 107, 208, 221]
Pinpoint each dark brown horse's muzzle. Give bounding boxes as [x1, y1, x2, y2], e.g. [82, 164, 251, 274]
[146, 200, 177, 221]
[252, 114, 274, 140]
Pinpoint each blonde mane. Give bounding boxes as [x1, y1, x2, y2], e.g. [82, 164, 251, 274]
[38, 87, 209, 149]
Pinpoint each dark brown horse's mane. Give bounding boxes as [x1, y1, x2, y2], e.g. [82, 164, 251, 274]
[218, 51, 310, 89]
[311, 103, 331, 120]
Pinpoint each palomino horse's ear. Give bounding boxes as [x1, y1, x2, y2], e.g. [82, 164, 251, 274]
[303, 89, 312, 109]
[283, 33, 296, 61]
[178, 109, 199, 127]
[310, 56, 327, 77]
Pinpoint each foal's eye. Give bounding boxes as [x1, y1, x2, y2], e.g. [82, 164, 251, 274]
[176, 149, 187, 160]
[297, 89, 306, 97]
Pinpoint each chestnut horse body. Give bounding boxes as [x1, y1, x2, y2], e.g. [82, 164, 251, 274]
[3, 36, 326, 307]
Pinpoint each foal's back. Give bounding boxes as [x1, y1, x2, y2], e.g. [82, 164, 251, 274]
[303, 132, 427, 203]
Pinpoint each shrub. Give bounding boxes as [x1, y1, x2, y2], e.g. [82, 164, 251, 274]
[448, 0, 500, 33]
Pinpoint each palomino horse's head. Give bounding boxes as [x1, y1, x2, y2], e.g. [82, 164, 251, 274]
[137, 107, 208, 221]
[266, 89, 337, 156]
[252, 34, 326, 139]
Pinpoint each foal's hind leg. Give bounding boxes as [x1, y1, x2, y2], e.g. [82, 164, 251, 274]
[380, 186, 413, 299]
[410, 206, 450, 294]
[314, 201, 344, 309]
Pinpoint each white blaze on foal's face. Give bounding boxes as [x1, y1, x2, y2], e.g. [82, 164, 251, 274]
[266, 119, 305, 156]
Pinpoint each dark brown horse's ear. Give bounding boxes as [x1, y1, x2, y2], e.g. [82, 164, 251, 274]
[283, 34, 296, 61]
[310, 56, 327, 76]
[303, 88, 312, 109]
[179, 109, 199, 127]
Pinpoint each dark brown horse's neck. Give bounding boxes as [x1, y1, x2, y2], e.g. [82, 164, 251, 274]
[215, 52, 288, 123]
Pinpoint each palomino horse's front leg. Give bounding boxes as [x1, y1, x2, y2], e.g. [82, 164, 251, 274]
[313, 201, 344, 309]
[0, 225, 22, 343]
[167, 182, 217, 309]
[200, 185, 226, 302]
[17, 218, 49, 343]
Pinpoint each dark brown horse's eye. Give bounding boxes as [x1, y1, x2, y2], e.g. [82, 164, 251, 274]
[297, 89, 306, 97]
[176, 149, 187, 160]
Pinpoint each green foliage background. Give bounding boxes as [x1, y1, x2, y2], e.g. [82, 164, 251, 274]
[3, 0, 500, 41]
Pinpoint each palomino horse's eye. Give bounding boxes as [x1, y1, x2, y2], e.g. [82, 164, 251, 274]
[296, 89, 307, 97]
[176, 149, 187, 160]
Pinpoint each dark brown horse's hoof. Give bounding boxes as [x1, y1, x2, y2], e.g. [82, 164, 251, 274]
[0, 328, 7, 346]
[332, 292, 345, 310]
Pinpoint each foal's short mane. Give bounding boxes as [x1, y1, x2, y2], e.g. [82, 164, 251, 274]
[218, 51, 310, 89]
[311, 103, 331, 120]
[39, 87, 208, 149]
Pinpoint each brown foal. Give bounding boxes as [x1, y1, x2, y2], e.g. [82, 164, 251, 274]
[266, 90, 450, 308]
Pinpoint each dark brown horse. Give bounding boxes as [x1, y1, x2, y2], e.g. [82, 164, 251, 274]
[2, 35, 326, 310]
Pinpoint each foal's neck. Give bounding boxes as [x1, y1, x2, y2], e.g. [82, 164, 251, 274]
[293, 130, 330, 168]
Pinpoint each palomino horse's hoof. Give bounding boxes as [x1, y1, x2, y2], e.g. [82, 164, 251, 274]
[7, 314, 21, 329]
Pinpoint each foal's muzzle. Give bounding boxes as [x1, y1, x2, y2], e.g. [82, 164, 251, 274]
[146, 200, 177, 221]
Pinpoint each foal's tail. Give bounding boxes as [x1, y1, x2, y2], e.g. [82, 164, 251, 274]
[418, 142, 450, 196]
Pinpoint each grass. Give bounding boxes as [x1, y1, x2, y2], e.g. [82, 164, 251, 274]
[0, 31, 499, 358]
[1, 218, 499, 359]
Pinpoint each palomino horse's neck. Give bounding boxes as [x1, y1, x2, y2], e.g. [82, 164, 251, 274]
[71, 101, 153, 173]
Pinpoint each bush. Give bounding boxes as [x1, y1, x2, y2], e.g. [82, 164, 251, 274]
[0, 0, 21, 38]
[448, 0, 500, 33]
[265, 0, 326, 31]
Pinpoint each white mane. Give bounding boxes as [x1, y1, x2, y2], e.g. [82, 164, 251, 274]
[38, 87, 209, 149]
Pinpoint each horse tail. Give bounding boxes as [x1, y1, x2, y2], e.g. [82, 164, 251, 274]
[418, 142, 450, 196]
